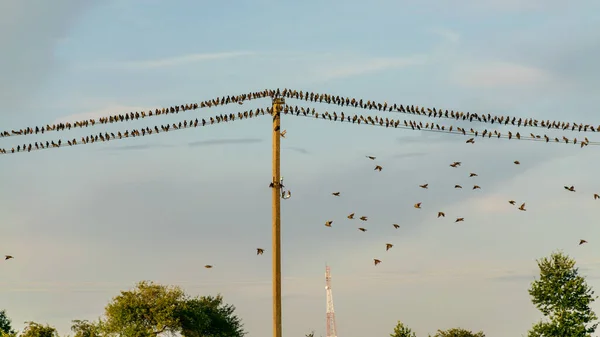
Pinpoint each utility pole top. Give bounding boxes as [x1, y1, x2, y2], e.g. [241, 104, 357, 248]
[273, 97, 285, 105]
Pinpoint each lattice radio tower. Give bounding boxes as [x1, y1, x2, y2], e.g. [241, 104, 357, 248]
[325, 265, 338, 337]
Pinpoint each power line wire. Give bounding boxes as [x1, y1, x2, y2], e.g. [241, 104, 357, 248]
[274, 88, 600, 134]
[282, 106, 600, 147]
[0, 109, 269, 155]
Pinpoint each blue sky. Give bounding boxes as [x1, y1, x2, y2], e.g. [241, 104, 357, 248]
[2, 0, 600, 336]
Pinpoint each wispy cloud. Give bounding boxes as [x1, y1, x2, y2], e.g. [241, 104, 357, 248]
[100, 144, 174, 152]
[392, 151, 429, 160]
[315, 55, 428, 82]
[453, 61, 553, 88]
[86, 51, 257, 70]
[429, 28, 461, 44]
[53, 105, 152, 124]
[285, 146, 309, 155]
[187, 138, 263, 147]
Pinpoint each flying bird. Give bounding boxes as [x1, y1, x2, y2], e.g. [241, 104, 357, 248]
[437, 212, 445, 218]
[280, 130, 287, 138]
[509, 200, 516, 205]
[347, 213, 355, 219]
[5, 255, 13, 260]
[473, 185, 481, 190]
[579, 239, 588, 245]
[204, 265, 213, 269]
[359, 216, 368, 221]
[385, 243, 393, 251]
[455, 185, 462, 189]
[414, 202, 422, 209]
[419, 184, 429, 189]
[564, 186, 575, 192]
[393, 224, 400, 229]
[518, 203, 526, 211]
[257, 248, 264, 255]
[595, 194, 599, 200]
[366, 156, 376, 160]
[374, 259, 381, 266]
[325, 221, 333, 227]
[469, 173, 478, 177]
[332, 192, 341, 196]
[374, 165, 383, 171]
[455, 217, 464, 222]
[358, 227, 367, 232]
[514, 161, 520, 165]
[450, 162, 461, 168]
[466, 138, 475, 144]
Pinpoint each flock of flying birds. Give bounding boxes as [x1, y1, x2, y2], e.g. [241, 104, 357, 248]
[197, 151, 597, 270]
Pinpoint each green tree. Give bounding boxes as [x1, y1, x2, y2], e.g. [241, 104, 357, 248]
[431, 327, 485, 337]
[390, 321, 417, 337]
[527, 250, 598, 337]
[177, 294, 245, 337]
[101, 280, 246, 337]
[20, 322, 58, 337]
[0, 310, 15, 335]
[102, 280, 185, 337]
[71, 319, 103, 337]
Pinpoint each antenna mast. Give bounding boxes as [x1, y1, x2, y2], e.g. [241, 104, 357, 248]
[325, 265, 338, 337]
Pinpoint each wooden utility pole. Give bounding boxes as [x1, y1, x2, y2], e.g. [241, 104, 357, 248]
[271, 97, 285, 337]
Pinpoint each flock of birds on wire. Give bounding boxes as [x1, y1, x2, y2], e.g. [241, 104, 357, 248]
[1, 88, 598, 265]
[2, 89, 600, 156]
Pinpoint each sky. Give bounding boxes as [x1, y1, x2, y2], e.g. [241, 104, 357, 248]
[1, 0, 600, 336]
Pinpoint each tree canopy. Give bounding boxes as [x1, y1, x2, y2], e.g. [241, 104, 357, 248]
[430, 327, 485, 337]
[101, 280, 245, 337]
[0, 310, 15, 335]
[390, 320, 417, 337]
[70, 319, 103, 337]
[527, 250, 598, 337]
[19, 322, 58, 337]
